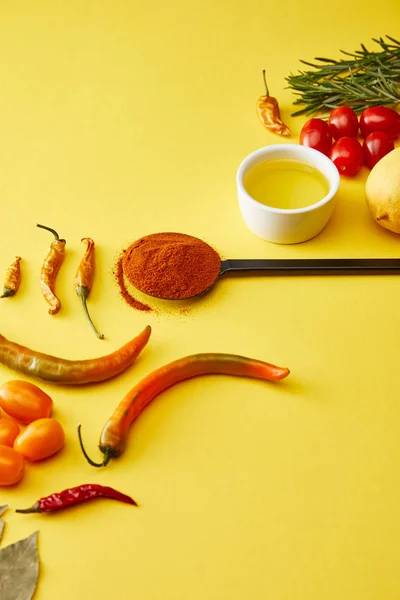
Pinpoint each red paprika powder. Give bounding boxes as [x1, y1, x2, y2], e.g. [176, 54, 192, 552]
[122, 232, 221, 300]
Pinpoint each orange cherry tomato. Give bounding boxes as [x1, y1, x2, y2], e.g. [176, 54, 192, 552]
[0, 444, 25, 485]
[14, 418, 65, 461]
[0, 380, 53, 424]
[0, 418, 20, 446]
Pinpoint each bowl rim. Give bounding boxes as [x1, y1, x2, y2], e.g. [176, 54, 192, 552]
[236, 144, 340, 215]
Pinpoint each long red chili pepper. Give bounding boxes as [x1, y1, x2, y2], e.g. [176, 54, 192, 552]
[16, 484, 137, 513]
[1, 256, 21, 298]
[78, 353, 290, 467]
[74, 238, 104, 340]
[37, 224, 66, 315]
[0, 325, 151, 384]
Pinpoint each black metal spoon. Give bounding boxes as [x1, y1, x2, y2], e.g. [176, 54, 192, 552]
[220, 257, 400, 276]
[138, 257, 400, 300]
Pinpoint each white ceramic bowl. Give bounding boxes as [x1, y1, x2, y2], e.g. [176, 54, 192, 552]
[236, 144, 340, 244]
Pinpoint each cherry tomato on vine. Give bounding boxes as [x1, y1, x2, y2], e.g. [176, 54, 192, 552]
[328, 106, 359, 139]
[363, 131, 394, 169]
[0, 418, 20, 446]
[0, 444, 25, 486]
[0, 380, 53, 424]
[14, 418, 65, 462]
[299, 118, 332, 155]
[329, 136, 364, 176]
[360, 106, 400, 140]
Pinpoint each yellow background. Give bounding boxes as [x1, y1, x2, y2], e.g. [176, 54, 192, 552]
[1, 2, 400, 599]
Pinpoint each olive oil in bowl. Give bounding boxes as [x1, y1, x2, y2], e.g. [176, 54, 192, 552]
[244, 158, 330, 210]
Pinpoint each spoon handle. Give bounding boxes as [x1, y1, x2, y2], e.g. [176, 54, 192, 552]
[220, 258, 400, 275]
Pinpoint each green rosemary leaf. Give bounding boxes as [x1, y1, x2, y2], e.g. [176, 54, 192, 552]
[386, 35, 400, 45]
[299, 60, 327, 68]
[339, 49, 360, 58]
[313, 57, 338, 63]
[375, 82, 399, 101]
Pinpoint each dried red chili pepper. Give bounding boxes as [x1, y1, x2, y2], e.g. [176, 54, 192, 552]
[37, 224, 66, 315]
[1, 256, 21, 298]
[0, 325, 151, 384]
[74, 238, 104, 339]
[16, 483, 137, 513]
[78, 352, 290, 467]
[256, 70, 291, 137]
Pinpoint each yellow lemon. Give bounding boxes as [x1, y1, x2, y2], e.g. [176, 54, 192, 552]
[365, 146, 400, 234]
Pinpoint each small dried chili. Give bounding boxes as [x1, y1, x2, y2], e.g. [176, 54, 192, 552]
[0, 325, 151, 384]
[37, 224, 66, 315]
[1, 256, 21, 298]
[16, 484, 137, 513]
[74, 238, 104, 339]
[257, 70, 291, 137]
[78, 352, 290, 467]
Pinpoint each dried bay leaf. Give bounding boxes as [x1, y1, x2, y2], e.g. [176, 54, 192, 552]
[0, 530, 39, 600]
[0, 505, 7, 544]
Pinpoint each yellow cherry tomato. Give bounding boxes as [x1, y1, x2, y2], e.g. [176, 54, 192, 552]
[0, 418, 20, 446]
[0, 444, 25, 485]
[14, 418, 65, 461]
[0, 380, 53, 424]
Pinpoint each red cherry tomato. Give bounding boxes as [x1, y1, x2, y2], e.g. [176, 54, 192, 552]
[329, 136, 364, 176]
[363, 131, 395, 169]
[328, 106, 359, 139]
[359, 106, 400, 140]
[299, 118, 332, 155]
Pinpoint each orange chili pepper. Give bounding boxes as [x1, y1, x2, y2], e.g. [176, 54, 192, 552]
[0, 325, 151, 384]
[37, 224, 66, 315]
[78, 352, 290, 466]
[74, 237, 104, 340]
[1, 256, 21, 298]
[256, 70, 291, 137]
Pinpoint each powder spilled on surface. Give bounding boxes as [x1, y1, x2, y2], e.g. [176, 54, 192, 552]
[114, 254, 152, 312]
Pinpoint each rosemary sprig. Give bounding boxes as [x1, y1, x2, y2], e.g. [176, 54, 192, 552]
[286, 35, 400, 116]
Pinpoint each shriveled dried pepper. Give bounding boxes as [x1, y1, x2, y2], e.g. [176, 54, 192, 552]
[16, 483, 137, 513]
[78, 353, 290, 466]
[74, 238, 104, 340]
[37, 224, 66, 315]
[257, 70, 291, 137]
[0, 325, 151, 384]
[1, 256, 21, 298]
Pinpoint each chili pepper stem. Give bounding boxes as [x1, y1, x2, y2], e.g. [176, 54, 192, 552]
[262, 69, 270, 96]
[1, 288, 15, 298]
[15, 502, 41, 514]
[77, 286, 104, 340]
[36, 223, 61, 240]
[77, 424, 110, 467]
